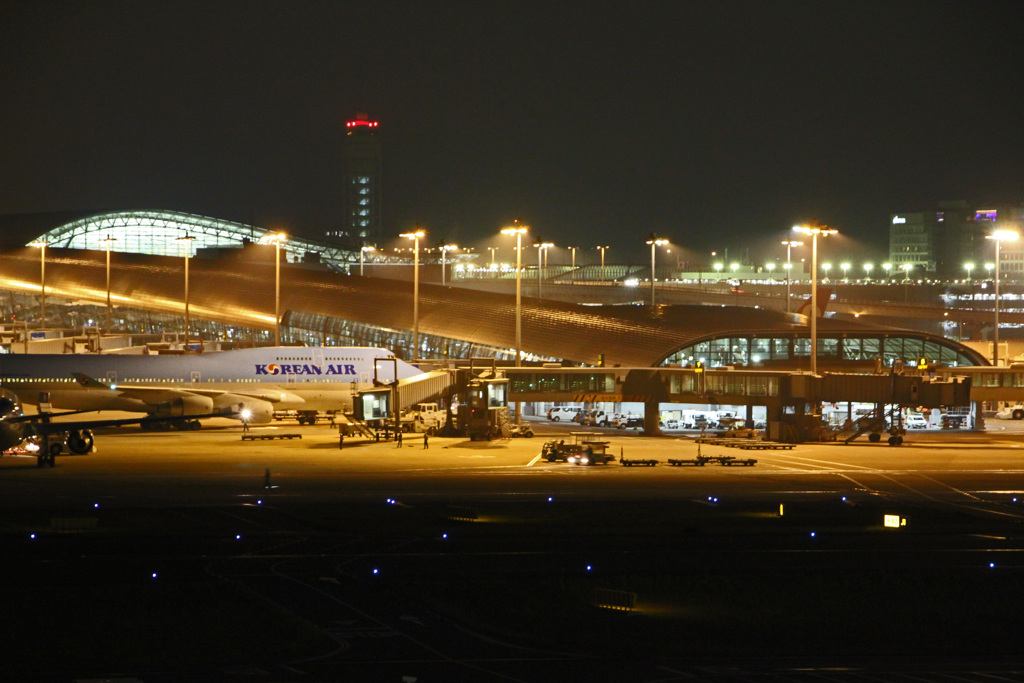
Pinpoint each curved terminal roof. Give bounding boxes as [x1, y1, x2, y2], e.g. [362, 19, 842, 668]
[34, 210, 364, 268]
[0, 243, 988, 369]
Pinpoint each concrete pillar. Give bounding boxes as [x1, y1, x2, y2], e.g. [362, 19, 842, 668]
[644, 398, 662, 435]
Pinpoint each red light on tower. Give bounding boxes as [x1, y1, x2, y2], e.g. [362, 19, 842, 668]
[346, 113, 379, 128]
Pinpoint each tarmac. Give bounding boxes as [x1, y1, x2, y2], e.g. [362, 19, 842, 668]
[4, 418, 1024, 681]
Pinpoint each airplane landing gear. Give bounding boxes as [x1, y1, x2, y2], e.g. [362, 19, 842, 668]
[37, 441, 60, 467]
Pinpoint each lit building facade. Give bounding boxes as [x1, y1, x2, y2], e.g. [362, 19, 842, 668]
[889, 201, 1024, 281]
[888, 211, 931, 272]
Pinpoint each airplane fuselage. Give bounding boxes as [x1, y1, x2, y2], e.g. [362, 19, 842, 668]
[0, 346, 420, 421]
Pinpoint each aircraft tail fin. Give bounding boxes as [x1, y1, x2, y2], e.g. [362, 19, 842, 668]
[796, 286, 833, 317]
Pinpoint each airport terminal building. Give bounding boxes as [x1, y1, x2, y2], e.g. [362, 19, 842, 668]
[0, 210, 990, 374]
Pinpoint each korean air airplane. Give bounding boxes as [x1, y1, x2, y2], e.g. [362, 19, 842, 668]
[0, 346, 422, 428]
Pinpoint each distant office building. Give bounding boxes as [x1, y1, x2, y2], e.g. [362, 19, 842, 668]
[327, 113, 382, 248]
[888, 211, 931, 272]
[889, 201, 1024, 281]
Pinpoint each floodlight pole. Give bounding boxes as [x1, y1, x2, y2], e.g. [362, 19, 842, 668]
[988, 230, 1020, 366]
[177, 233, 195, 348]
[501, 222, 529, 424]
[781, 239, 803, 313]
[995, 240, 1001, 366]
[102, 235, 117, 333]
[30, 241, 47, 327]
[439, 242, 457, 287]
[275, 239, 282, 345]
[360, 245, 375, 277]
[400, 226, 426, 357]
[647, 234, 668, 306]
[793, 223, 837, 375]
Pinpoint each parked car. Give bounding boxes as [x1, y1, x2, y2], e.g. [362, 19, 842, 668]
[547, 406, 582, 422]
[905, 414, 929, 429]
[617, 415, 643, 430]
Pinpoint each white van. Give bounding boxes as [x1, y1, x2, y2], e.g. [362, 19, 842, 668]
[547, 406, 582, 422]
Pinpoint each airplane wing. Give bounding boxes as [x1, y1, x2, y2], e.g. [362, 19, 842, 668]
[72, 373, 300, 404]
[24, 410, 238, 436]
[3, 407, 118, 424]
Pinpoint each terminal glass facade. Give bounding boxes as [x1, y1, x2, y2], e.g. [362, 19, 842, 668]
[33, 210, 360, 268]
[661, 333, 980, 369]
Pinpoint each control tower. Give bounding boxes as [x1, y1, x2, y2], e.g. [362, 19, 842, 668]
[330, 113, 382, 247]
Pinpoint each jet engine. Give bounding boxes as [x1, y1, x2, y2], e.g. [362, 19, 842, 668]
[215, 395, 275, 425]
[154, 395, 215, 417]
[65, 429, 95, 455]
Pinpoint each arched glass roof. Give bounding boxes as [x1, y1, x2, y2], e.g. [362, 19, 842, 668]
[32, 210, 362, 266]
[659, 331, 988, 369]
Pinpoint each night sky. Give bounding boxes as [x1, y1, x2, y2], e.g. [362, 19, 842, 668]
[2, 1, 1021, 262]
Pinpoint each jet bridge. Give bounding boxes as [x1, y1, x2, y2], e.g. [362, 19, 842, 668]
[350, 367, 459, 438]
[395, 370, 458, 410]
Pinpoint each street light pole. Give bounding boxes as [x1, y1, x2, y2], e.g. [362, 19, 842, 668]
[267, 233, 287, 345]
[360, 245, 375, 276]
[29, 240, 47, 327]
[534, 238, 553, 299]
[646, 234, 668, 306]
[176, 233, 196, 348]
[439, 242, 457, 286]
[781, 240, 803, 313]
[102, 235, 117, 333]
[569, 246, 576, 284]
[502, 221, 529, 423]
[400, 226, 426, 357]
[597, 245, 608, 282]
[988, 229, 1020, 366]
[793, 222, 838, 375]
